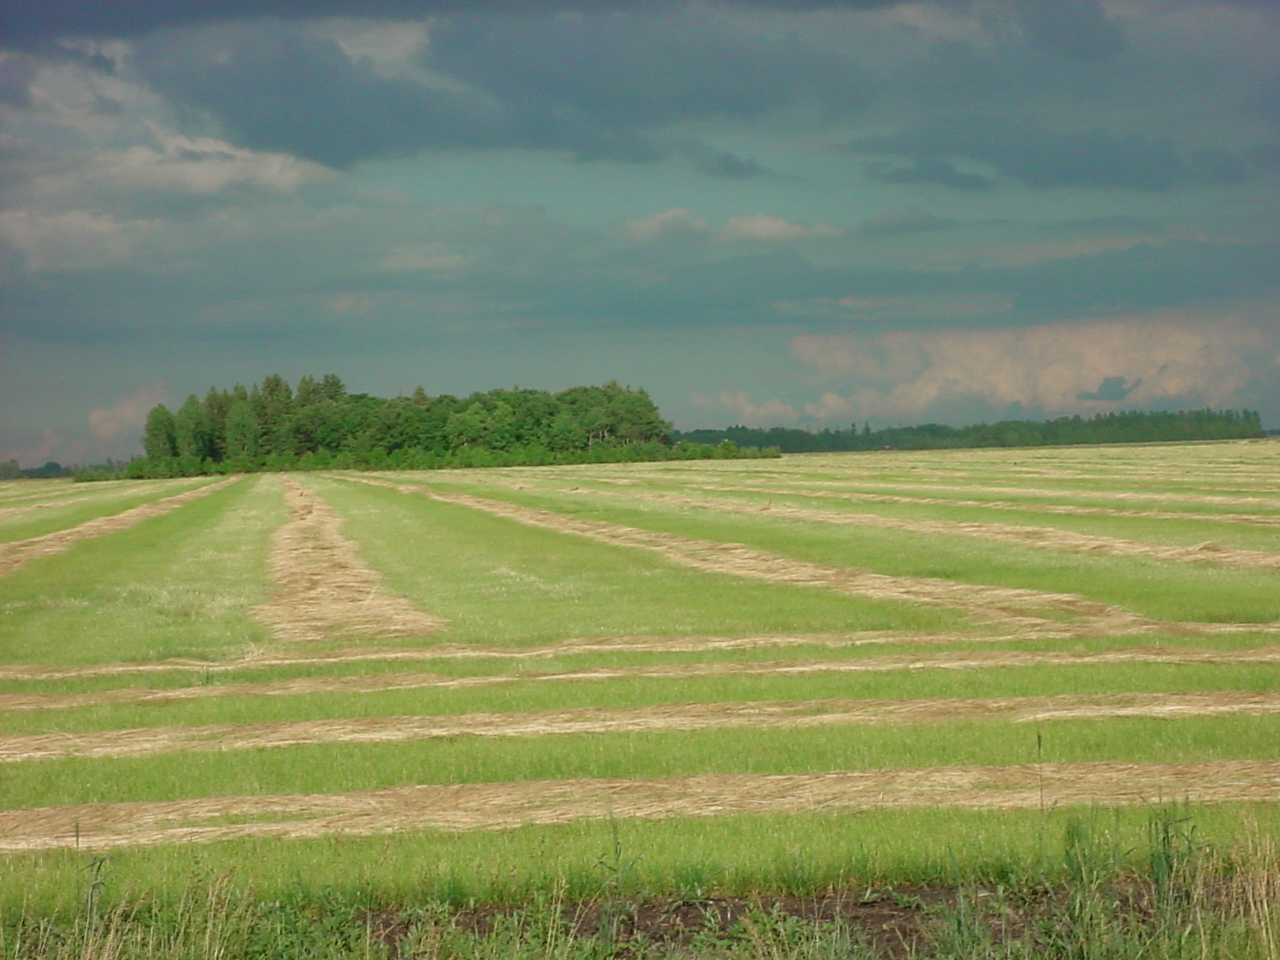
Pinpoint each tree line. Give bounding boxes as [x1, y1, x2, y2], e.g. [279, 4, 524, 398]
[672, 408, 1265, 453]
[111, 375, 776, 479]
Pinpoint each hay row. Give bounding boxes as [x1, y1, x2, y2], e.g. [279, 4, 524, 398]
[354, 479, 1150, 633]
[652, 480, 1280, 528]
[4, 760, 1279, 852]
[4, 691, 1279, 763]
[580, 489, 1280, 572]
[0, 496, 91, 520]
[0, 478, 240, 576]
[0, 628, 1118, 681]
[251, 477, 447, 643]
[5, 645, 1278, 711]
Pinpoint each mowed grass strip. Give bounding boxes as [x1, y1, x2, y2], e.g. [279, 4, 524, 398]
[305, 476, 963, 647]
[0, 477, 283, 665]
[9, 801, 1280, 910]
[6, 691, 1280, 764]
[0, 478, 217, 545]
[5, 759, 1280, 853]
[432, 482, 1280, 623]
[5, 710, 1280, 809]
[3, 652, 1278, 735]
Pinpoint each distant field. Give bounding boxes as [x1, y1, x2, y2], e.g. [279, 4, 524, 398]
[2, 439, 1279, 914]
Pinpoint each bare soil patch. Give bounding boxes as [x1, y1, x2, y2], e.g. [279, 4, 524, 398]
[5, 645, 1278, 711]
[4, 692, 1278, 763]
[252, 477, 447, 642]
[0, 479, 239, 576]
[3, 760, 1278, 852]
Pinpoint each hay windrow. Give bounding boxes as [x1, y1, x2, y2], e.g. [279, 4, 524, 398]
[252, 477, 447, 643]
[5, 645, 1279, 711]
[578, 489, 1280, 572]
[360, 480, 1153, 633]
[0, 478, 239, 576]
[3, 760, 1279, 852]
[635, 481, 1280, 528]
[0, 496, 91, 519]
[4, 691, 1280, 763]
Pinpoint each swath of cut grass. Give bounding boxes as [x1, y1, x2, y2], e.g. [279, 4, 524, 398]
[5, 644, 1279, 711]
[3, 760, 1280, 852]
[253, 476, 447, 643]
[0, 478, 237, 574]
[4, 691, 1280, 763]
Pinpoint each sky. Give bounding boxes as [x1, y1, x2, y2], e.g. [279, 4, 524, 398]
[1, 0, 1278, 466]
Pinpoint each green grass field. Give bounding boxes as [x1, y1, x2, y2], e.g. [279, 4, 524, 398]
[1, 441, 1278, 957]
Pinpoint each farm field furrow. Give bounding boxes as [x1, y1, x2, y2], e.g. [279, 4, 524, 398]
[2, 440, 1279, 924]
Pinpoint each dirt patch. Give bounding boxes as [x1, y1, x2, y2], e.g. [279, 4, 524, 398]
[351, 479, 1151, 633]
[4, 691, 1279, 763]
[252, 477, 447, 643]
[5, 645, 1279, 711]
[0, 479, 239, 576]
[3, 759, 1279, 852]
[586, 489, 1280, 572]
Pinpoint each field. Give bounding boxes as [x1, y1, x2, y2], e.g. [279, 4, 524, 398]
[2, 440, 1279, 958]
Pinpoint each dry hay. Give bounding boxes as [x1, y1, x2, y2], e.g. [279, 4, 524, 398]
[376, 481, 1153, 633]
[664, 481, 1280, 529]
[4, 691, 1279, 763]
[3, 760, 1279, 852]
[6, 645, 1279, 711]
[0, 496, 91, 519]
[782, 479, 1280, 510]
[0, 478, 239, 576]
[2, 623, 1175, 682]
[584, 489, 1280, 572]
[252, 477, 447, 643]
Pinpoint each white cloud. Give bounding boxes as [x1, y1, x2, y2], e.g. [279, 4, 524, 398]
[717, 391, 799, 426]
[627, 207, 710, 241]
[790, 311, 1278, 423]
[377, 242, 470, 272]
[719, 214, 844, 243]
[0, 208, 143, 271]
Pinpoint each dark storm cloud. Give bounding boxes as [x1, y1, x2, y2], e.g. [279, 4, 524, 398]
[129, 12, 870, 168]
[1011, 0, 1125, 63]
[0, 0, 916, 46]
[850, 117, 1241, 191]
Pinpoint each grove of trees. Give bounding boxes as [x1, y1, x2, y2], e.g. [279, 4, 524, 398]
[124, 376, 773, 478]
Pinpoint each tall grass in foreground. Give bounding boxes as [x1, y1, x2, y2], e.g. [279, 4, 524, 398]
[2, 809, 1277, 959]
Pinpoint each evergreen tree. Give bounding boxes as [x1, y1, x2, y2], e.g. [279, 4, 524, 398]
[142, 405, 178, 459]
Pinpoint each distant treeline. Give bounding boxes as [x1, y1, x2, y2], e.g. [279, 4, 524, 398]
[0, 460, 74, 480]
[672, 408, 1264, 453]
[97, 375, 778, 480]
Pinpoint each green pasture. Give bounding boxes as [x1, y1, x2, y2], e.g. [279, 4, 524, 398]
[6, 803, 1280, 915]
[2, 649, 1278, 737]
[427, 481, 1280, 623]
[5, 711, 1280, 810]
[309, 476, 963, 645]
[0, 478, 214, 545]
[0, 441, 1278, 926]
[0, 477, 278, 664]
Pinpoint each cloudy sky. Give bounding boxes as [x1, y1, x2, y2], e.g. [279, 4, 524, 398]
[1, 0, 1278, 465]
